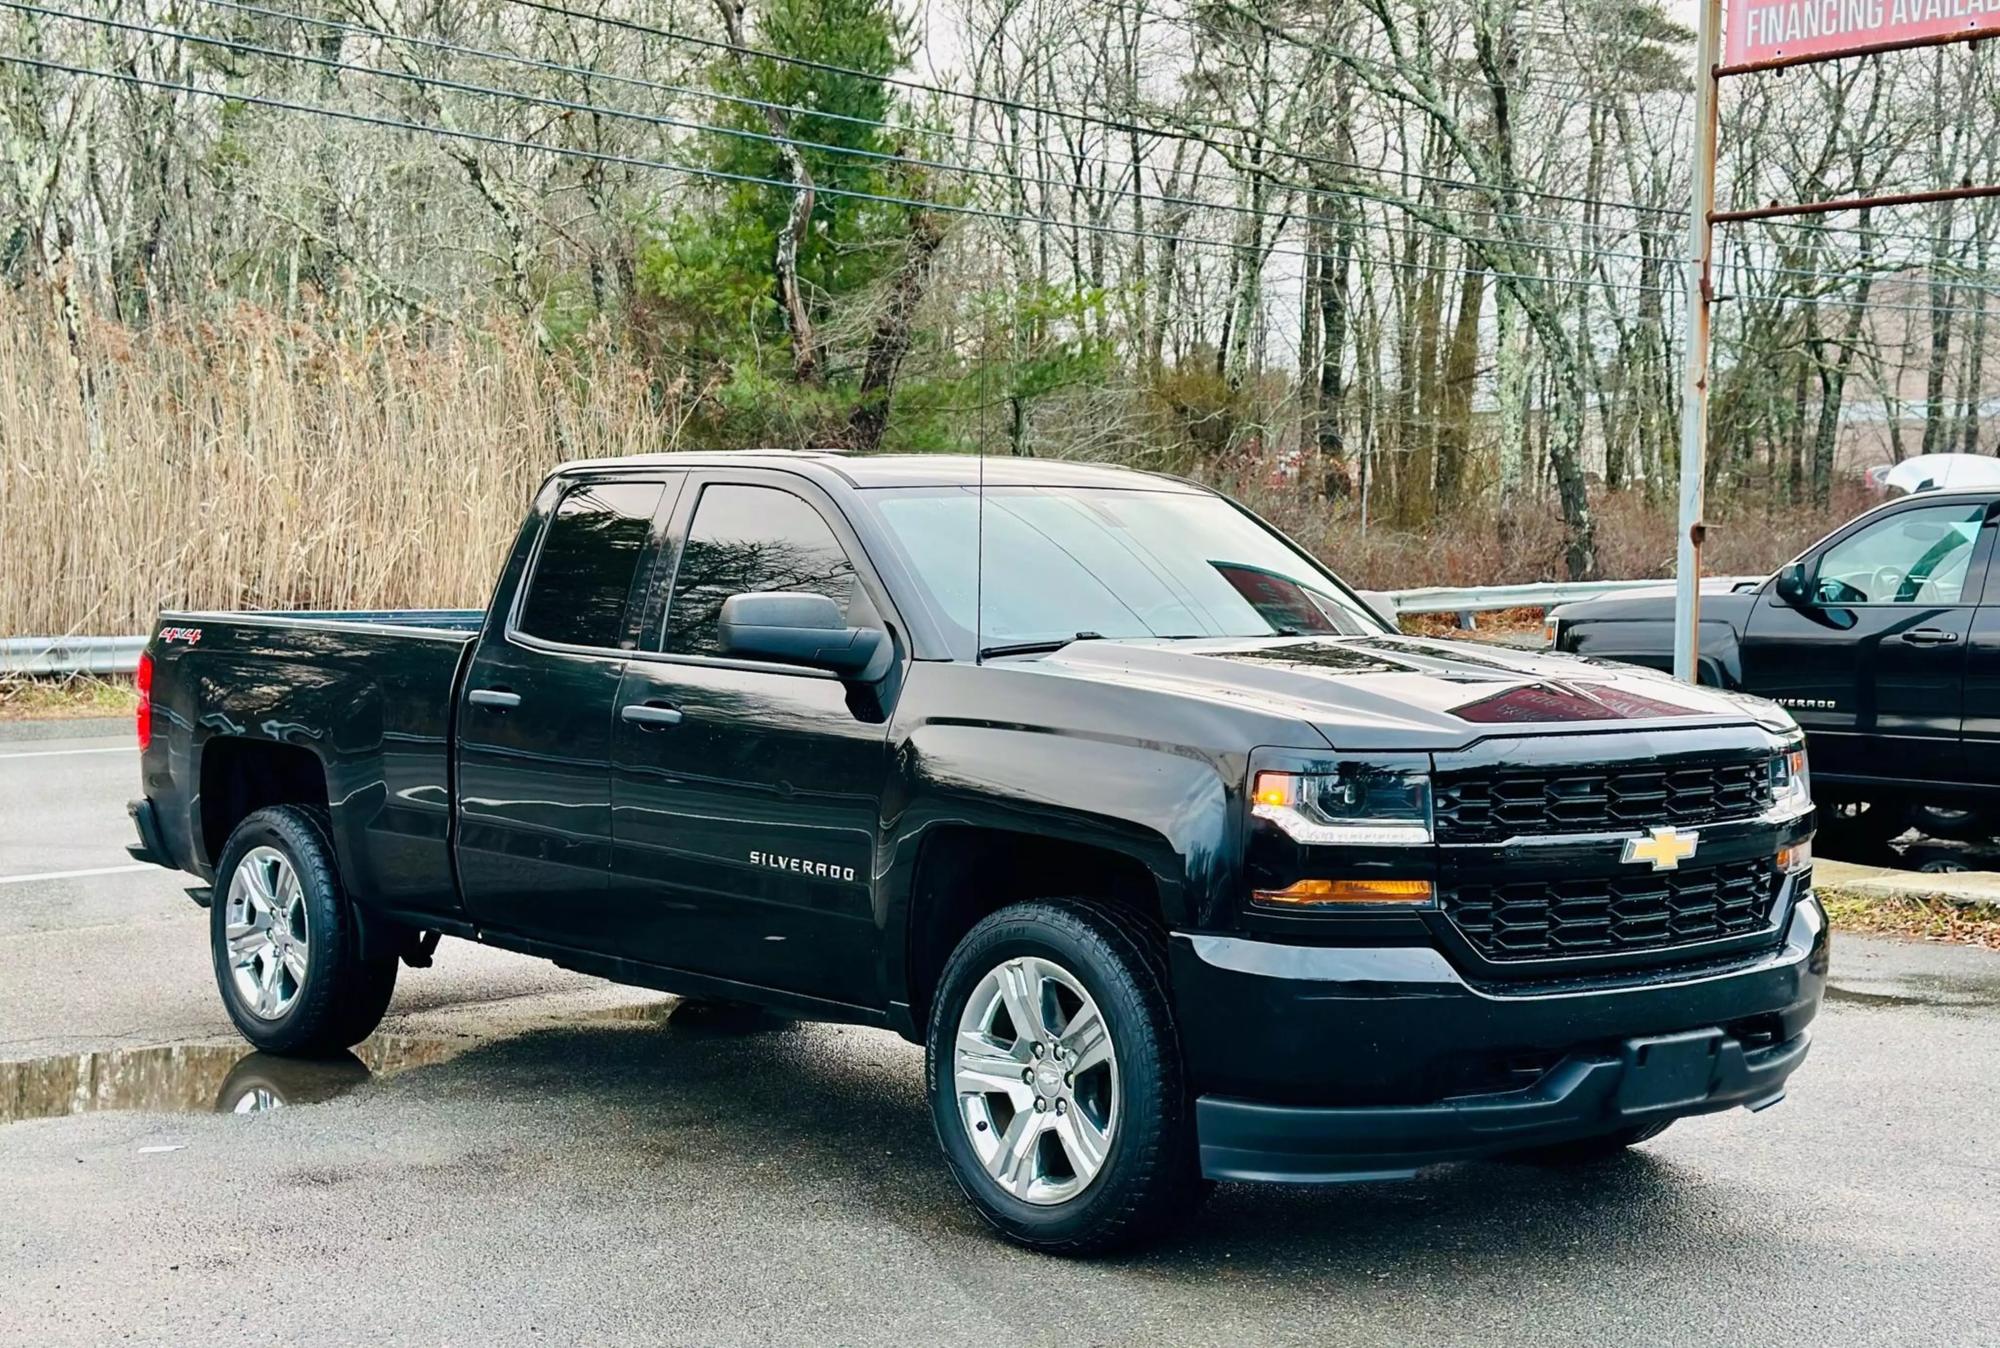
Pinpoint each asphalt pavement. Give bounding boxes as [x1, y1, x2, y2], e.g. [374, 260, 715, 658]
[2, 719, 1997, 1347]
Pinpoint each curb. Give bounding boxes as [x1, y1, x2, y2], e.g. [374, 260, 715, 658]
[1815, 858, 2000, 911]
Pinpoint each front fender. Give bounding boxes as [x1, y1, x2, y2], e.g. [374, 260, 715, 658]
[876, 722, 1245, 1001]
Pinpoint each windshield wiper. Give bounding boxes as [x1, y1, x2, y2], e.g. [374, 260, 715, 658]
[979, 631, 1104, 660]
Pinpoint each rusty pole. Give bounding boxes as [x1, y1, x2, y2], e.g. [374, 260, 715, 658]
[1674, 0, 1723, 685]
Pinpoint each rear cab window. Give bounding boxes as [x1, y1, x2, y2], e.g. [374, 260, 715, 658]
[515, 480, 666, 650]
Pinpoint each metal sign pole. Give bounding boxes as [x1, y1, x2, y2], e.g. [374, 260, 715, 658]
[1674, 0, 1724, 684]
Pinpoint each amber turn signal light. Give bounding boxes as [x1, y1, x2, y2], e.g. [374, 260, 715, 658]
[1252, 878, 1435, 907]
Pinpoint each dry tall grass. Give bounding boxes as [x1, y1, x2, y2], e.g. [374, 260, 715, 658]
[2, 291, 1884, 638]
[0, 293, 686, 636]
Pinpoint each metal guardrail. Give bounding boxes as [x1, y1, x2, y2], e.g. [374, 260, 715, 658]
[1369, 579, 1676, 617]
[2, 578, 1730, 676]
[0, 635, 149, 676]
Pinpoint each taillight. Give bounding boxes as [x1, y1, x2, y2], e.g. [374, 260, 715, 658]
[136, 651, 153, 750]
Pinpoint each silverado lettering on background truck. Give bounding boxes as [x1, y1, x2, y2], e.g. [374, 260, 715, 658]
[128, 451, 1825, 1256]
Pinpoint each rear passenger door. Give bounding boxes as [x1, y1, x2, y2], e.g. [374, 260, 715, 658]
[455, 473, 679, 946]
[608, 471, 899, 1009]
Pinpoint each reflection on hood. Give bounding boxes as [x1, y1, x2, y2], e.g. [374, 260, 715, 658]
[1024, 633, 1754, 749]
[1449, 681, 1702, 724]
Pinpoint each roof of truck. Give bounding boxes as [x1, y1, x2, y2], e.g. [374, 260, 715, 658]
[551, 450, 1208, 492]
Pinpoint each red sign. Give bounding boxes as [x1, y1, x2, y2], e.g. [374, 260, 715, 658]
[1726, 0, 2000, 66]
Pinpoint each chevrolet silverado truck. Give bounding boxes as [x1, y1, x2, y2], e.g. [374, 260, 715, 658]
[129, 452, 1825, 1254]
[1550, 487, 2000, 843]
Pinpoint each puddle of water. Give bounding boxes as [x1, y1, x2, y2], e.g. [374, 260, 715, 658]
[584, 998, 678, 1025]
[0, 1032, 463, 1126]
[1825, 973, 2000, 1013]
[1825, 985, 1929, 1010]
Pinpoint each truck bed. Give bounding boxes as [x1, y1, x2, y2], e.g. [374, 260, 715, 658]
[184, 607, 488, 635]
[141, 607, 486, 918]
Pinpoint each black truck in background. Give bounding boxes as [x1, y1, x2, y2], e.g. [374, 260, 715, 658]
[130, 452, 1825, 1254]
[1550, 488, 2000, 844]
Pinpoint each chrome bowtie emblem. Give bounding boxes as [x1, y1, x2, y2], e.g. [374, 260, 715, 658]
[1622, 825, 1700, 871]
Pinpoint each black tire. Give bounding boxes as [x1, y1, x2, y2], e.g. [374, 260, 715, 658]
[209, 805, 398, 1057]
[1908, 803, 1998, 843]
[1820, 798, 1909, 847]
[925, 898, 1204, 1255]
[1506, 1120, 1671, 1165]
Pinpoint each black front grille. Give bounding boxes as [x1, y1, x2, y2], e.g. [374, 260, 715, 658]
[1434, 756, 1770, 843]
[1442, 858, 1781, 961]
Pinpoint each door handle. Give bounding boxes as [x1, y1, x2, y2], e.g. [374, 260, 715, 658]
[621, 701, 683, 729]
[468, 688, 522, 710]
[1897, 628, 1961, 646]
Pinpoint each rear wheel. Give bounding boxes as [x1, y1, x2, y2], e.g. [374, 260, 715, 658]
[210, 806, 398, 1056]
[925, 899, 1203, 1255]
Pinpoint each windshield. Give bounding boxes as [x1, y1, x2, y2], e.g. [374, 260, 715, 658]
[867, 485, 1386, 655]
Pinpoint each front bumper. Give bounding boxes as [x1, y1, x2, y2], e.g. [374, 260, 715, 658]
[1174, 894, 1828, 1183]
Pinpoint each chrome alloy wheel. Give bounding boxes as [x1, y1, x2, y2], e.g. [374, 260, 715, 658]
[223, 846, 310, 1021]
[953, 955, 1119, 1206]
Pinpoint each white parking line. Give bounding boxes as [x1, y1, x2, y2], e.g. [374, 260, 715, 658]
[0, 746, 131, 761]
[0, 863, 154, 886]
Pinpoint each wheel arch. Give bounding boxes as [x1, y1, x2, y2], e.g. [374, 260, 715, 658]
[880, 724, 1241, 1037]
[896, 824, 1175, 1038]
[197, 736, 332, 869]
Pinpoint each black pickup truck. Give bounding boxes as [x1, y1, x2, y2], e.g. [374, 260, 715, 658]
[1550, 488, 2000, 843]
[130, 452, 1825, 1253]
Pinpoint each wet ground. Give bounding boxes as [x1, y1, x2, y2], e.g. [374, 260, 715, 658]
[4, 719, 1998, 1346]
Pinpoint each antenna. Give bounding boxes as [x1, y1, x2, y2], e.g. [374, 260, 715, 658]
[974, 291, 988, 665]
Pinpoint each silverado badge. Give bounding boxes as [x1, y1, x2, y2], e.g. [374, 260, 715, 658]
[1622, 825, 1699, 871]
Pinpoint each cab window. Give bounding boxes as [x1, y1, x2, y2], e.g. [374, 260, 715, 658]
[515, 480, 664, 648]
[662, 485, 860, 657]
[1813, 502, 1985, 605]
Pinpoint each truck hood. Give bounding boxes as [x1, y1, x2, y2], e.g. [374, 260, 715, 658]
[1021, 634, 1792, 752]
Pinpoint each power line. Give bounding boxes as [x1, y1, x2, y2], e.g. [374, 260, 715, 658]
[0, 51, 1686, 299]
[14, 3, 1687, 274]
[500, 0, 1704, 223]
[500, 0, 2000, 256]
[11, 46, 1999, 312]
[170, 0, 1697, 242]
[157, 0, 2000, 258]
[84, 1, 2000, 273]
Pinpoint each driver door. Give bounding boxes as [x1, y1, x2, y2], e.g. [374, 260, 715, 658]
[606, 472, 899, 1009]
[1740, 498, 1993, 785]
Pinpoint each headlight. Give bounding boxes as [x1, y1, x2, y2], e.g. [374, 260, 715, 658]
[1251, 767, 1433, 844]
[1770, 742, 1810, 815]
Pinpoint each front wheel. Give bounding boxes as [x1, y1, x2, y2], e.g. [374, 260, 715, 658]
[925, 899, 1203, 1255]
[210, 805, 398, 1056]
[1820, 798, 1909, 848]
[1908, 803, 1998, 843]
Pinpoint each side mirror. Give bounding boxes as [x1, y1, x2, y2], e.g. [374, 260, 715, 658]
[1774, 562, 1809, 606]
[718, 592, 891, 680]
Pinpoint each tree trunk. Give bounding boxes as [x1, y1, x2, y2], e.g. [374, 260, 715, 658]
[711, 0, 822, 384]
[846, 202, 945, 453]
